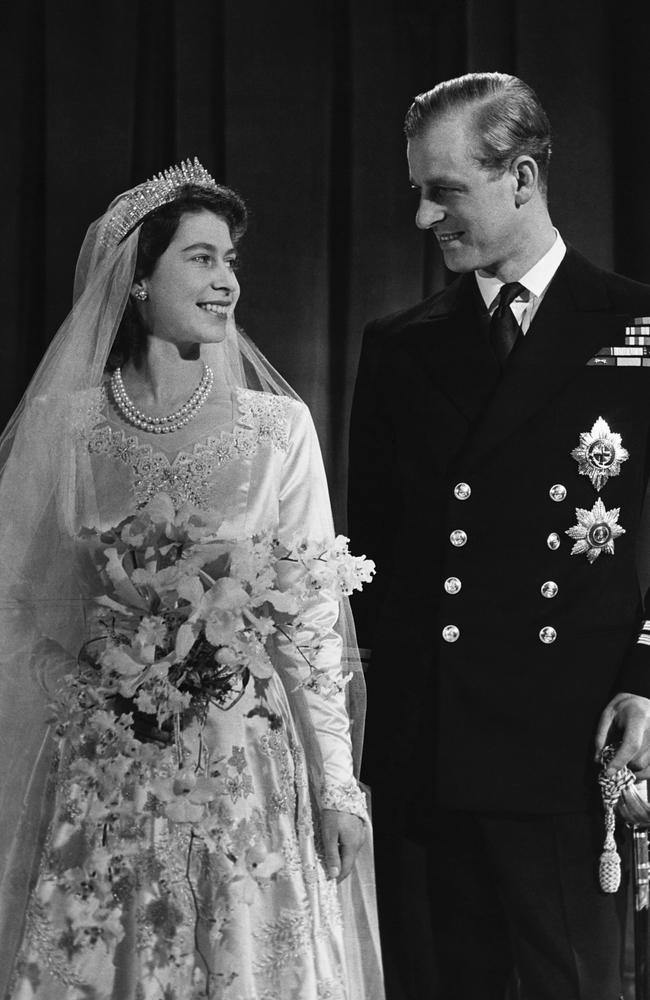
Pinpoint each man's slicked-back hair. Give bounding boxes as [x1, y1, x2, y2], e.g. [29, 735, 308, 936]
[404, 72, 552, 195]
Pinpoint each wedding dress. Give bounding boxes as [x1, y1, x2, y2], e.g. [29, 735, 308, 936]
[8, 384, 378, 1000]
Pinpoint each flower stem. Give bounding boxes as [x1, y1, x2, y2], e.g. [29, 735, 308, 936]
[186, 830, 212, 997]
[173, 712, 183, 768]
[275, 625, 315, 671]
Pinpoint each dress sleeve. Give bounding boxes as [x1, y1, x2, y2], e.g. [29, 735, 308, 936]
[275, 400, 367, 820]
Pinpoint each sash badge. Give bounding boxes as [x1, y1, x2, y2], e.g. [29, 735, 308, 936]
[566, 499, 626, 563]
[571, 417, 629, 492]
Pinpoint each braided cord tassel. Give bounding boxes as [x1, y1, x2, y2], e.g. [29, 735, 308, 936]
[598, 745, 636, 892]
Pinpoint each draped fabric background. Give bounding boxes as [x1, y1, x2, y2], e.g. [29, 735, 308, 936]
[3, 0, 650, 528]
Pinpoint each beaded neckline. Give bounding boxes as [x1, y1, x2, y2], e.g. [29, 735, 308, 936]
[81, 385, 294, 510]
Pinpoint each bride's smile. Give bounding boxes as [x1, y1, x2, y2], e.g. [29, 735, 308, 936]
[132, 209, 240, 350]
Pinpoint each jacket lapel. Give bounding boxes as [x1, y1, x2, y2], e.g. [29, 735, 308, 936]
[405, 274, 500, 425]
[462, 248, 623, 469]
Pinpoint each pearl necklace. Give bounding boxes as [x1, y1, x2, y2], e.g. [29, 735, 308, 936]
[110, 363, 214, 434]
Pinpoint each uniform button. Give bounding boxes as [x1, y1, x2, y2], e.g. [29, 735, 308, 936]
[540, 581, 558, 599]
[539, 626, 557, 644]
[442, 625, 460, 642]
[454, 482, 471, 500]
[549, 484, 567, 502]
[547, 532, 561, 550]
[450, 529, 467, 547]
[444, 576, 462, 595]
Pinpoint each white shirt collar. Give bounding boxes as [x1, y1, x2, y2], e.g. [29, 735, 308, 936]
[475, 230, 567, 310]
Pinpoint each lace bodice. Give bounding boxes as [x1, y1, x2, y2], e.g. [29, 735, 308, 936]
[78, 384, 293, 510]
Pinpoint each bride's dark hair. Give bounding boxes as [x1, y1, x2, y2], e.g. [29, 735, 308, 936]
[107, 183, 247, 370]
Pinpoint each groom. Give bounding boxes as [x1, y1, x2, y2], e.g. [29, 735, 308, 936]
[349, 72, 650, 1000]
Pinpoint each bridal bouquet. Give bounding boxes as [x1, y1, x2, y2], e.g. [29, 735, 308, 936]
[46, 493, 373, 952]
[55, 488, 374, 772]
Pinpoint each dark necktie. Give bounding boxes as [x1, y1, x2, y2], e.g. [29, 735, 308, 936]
[489, 281, 525, 366]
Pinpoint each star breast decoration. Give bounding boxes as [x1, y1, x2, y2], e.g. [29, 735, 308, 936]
[565, 499, 626, 563]
[571, 417, 629, 492]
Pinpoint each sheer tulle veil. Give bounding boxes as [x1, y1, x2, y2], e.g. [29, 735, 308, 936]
[0, 177, 379, 994]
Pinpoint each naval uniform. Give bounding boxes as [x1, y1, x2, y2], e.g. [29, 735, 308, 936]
[348, 240, 650, 1000]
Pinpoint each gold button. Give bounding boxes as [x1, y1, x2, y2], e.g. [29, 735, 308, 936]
[444, 577, 462, 595]
[541, 581, 558, 599]
[450, 529, 467, 547]
[539, 626, 557, 644]
[549, 484, 567, 502]
[442, 625, 460, 643]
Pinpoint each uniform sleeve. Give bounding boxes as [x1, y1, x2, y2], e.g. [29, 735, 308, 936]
[618, 606, 650, 699]
[276, 400, 367, 820]
[615, 445, 650, 698]
[347, 322, 400, 659]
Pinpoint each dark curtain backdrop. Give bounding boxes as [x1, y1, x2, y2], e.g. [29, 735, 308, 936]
[2, 0, 650, 527]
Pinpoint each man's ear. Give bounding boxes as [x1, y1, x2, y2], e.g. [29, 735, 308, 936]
[512, 155, 539, 206]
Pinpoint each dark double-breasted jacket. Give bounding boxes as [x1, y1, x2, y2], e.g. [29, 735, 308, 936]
[349, 247, 650, 819]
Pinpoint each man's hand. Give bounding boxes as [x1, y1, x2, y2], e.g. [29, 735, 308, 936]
[321, 808, 366, 882]
[595, 692, 650, 776]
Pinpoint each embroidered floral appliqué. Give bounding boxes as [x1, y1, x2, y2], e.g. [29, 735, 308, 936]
[317, 978, 346, 1000]
[254, 905, 315, 973]
[320, 779, 367, 821]
[81, 386, 293, 509]
[69, 387, 106, 435]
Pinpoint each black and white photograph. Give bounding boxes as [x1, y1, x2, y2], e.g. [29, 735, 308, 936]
[2, 3, 650, 999]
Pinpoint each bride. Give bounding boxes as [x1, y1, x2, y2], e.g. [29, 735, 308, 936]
[0, 160, 383, 1000]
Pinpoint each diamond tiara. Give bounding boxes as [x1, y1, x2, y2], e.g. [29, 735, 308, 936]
[100, 157, 219, 248]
